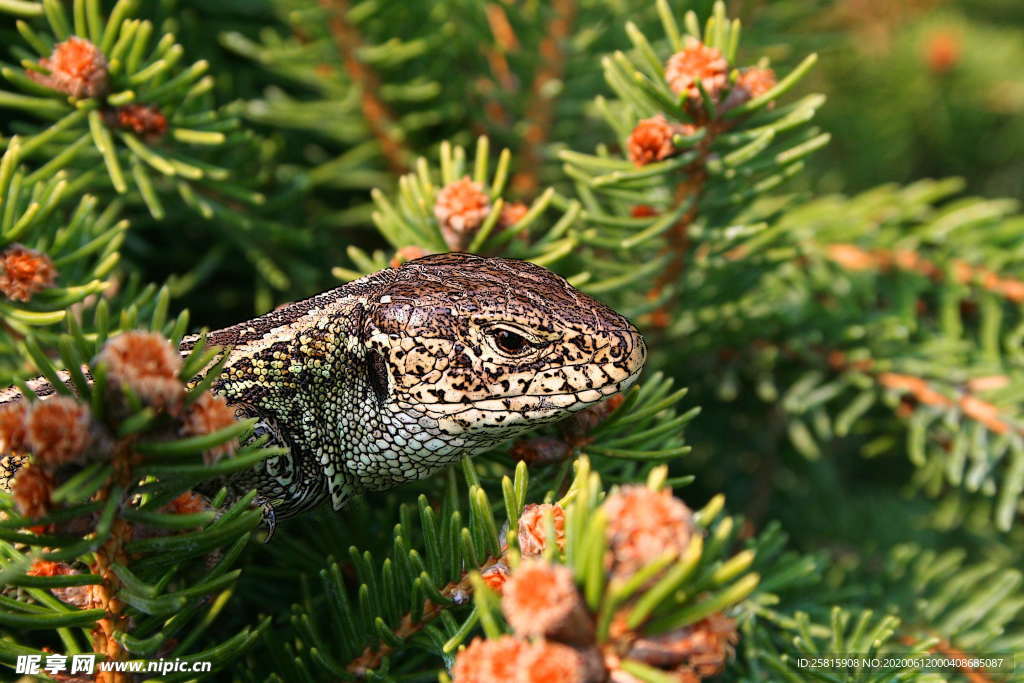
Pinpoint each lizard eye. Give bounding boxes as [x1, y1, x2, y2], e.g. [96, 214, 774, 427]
[489, 327, 531, 355]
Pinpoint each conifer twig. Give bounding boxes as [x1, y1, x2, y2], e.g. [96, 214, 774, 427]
[475, 4, 519, 133]
[346, 555, 505, 674]
[511, 0, 577, 195]
[88, 441, 139, 683]
[484, 3, 518, 92]
[825, 350, 1013, 435]
[318, 0, 409, 175]
[824, 243, 1024, 303]
[726, 341, 1015, 438]
[646, 129, 718, 328]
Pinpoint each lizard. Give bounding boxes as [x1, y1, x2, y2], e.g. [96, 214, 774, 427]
[0, 253, 646, 525]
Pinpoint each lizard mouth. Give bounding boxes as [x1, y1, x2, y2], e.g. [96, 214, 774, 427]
[407, 365, 644, 421]
[614, 362, 645, 393]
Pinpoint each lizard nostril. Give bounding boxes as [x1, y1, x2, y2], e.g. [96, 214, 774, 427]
[607, 329, 646, 371]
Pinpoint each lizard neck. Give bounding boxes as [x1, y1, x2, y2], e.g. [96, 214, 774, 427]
[204, 278, 387, 518]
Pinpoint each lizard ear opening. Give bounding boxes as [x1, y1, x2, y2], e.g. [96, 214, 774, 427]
[366, 347, 389, 406]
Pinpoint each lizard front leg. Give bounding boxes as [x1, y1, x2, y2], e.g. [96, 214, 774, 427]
[201, 408, 330, 527]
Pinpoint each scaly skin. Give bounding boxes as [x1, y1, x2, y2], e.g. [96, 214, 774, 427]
[1, 254, 647, 521]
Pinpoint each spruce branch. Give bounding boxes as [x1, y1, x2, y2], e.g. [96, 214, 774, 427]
[773, 186, 1024, 527]
[0, 321, 277, 678]
[0, 139, 128, 375]
[0, 0, 262, 222]
[639, 173, 1024, 529]
[558, 0, 824, 322]
[1, 0, 318, 310]
[706, 331, 1024, 530]
[446, 460, 778, 682]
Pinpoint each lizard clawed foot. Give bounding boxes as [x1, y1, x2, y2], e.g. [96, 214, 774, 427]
[253, 495, 277, 542]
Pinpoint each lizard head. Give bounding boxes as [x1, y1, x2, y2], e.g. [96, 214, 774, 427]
[360, 253, 646, 451]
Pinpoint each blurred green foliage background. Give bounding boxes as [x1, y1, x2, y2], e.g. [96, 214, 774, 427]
[752, 0, 1024, 198]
